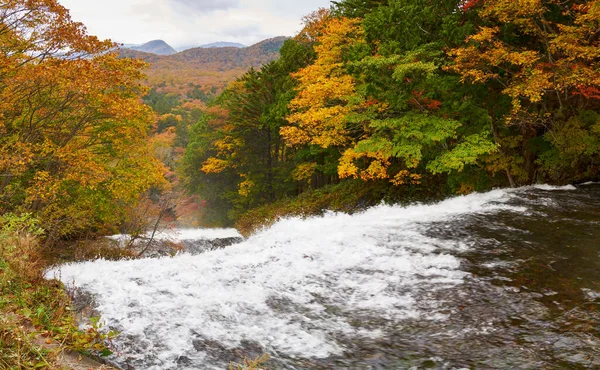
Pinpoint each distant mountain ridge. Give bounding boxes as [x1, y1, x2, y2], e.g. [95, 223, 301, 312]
[120, 37, 288, 69]
[180, 41, 246, 51]
[200, 41, 245, 48]
[124, 40, 248, 55]
[127, 40, 177, 56]
[118, 36, 289, 97]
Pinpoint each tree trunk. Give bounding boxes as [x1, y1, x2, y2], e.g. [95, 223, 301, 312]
[491, 118, 516, 188]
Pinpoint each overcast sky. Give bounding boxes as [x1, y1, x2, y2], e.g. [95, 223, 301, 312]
[59, 0, 333, 49]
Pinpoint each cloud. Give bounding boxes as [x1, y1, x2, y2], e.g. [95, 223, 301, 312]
[60, 0, 333, 47]
[220, 24, 262, 38]
[170, 0, 240, 13]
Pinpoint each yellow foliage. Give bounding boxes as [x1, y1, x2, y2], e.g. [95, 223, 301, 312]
[0, 0, 165, 237]
[284, 17, 368, 149]
[292, 162, 318, 181]
[390, 170, 422, 186]
[448, 0, 600, 118]
[238, 178, 255, 197]
[339, 148, 391, 182]
[202, 157, 231, 174]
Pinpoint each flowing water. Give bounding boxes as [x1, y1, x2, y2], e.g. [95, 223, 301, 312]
[48, 184, 600, 369]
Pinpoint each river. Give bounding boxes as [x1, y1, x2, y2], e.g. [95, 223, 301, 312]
[47, 184, 600, 369]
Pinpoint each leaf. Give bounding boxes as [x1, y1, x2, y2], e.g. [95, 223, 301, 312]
[100, 348, 113, 357]
[22, 307, 32, 318]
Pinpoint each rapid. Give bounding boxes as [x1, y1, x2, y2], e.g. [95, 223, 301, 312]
[47, 184, 600, 369]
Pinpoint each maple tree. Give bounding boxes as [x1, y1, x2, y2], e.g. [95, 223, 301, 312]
[0, 0, 165, 239]
[281, 16, 374, 187]
[284, 17, 367, 149]
[448, 0, 600, 184]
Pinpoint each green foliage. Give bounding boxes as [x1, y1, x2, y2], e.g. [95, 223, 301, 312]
[0, 213, 44, 239]
[365, 114, 464, 168]
[181, 39, 317, 224]
[182, 0, 600, 226]
[181, 113, 240, 225]
[427, 133, 498, 174]
[144, 88, 182, 115]
[538, 111, 600, 182]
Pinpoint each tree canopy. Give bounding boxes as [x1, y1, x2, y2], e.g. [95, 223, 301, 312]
[0, 0, 165, 238]
[178, 0, 600, 223]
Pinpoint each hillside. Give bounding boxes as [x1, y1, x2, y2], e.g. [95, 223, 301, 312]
[199, 41, 246, 49]
[127, 40, 177, 55]
[120, 37, 287, 68]
[119, 36, 288, 98]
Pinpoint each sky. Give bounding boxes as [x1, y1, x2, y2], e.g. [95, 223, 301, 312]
[59, 0, 333, 50]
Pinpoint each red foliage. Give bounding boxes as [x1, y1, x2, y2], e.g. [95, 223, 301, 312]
[426, 99, 442, 110]
[365, 98, 379, 107]
[462, 0, 483, 11]
[571, 4, 590, 14]
[574, 85, 600, 100]
[410, 90, 442, 111]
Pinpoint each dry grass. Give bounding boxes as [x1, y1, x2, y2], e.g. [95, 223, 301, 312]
[0, 214, 113, 369]
[229, 354, 271, 370]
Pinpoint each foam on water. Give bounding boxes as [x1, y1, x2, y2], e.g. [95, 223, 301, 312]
[107, 228, 241, 244]
[48, 188, 529, 369]
[531, 184, 577, 191]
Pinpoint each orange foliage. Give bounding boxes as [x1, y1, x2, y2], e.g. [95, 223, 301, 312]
[283, 17, 367, 148]
[296, 8, 331, 43]
[0, 0, 165, 237]
[448, 0, 600, 117]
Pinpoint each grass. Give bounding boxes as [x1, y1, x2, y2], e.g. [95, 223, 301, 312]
[0, 316, 58, 370]
[0, 214, 112, 369]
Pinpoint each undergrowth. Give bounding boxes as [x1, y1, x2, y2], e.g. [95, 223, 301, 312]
[229, 354, 271, 370]
[0, 213, 112, 369]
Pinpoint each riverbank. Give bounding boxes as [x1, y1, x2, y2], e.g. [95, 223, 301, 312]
[46, 185, 600, 368]
[0, 216, 260, 369]
[0, 215, 120, 369]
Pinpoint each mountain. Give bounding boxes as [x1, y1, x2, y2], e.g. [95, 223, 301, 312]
[199, 42, 246, 49]
[176, 42, 246, 51]
[120, 36, 288, 72]
[126, 40, 177, 56]
[119, 36, 289, 98]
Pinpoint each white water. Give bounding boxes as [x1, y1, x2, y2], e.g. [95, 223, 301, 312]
[48, 189, 530, 369]
[531, 184, 577, 191]
[107, 228, 241, 245]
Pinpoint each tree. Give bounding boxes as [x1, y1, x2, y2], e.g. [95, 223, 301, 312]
[181, 38, 317, 224]
[292, 0, 498, 190]
[447, 0, 600, 184]
[284, 17, 367, 149]
[0, 0, 165, 239]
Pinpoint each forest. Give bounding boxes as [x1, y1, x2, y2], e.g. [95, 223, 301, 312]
[1, 0, 600, 368]
[181, 0, 600, 226]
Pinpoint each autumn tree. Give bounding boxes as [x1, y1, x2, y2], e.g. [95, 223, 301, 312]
[179, 0, 600, 226]
[0, 0, 165, 239]
[282, 16, 373, 187]
[288, 0, 497, 191]
[448, 0, 600, 184]
[182, 39, 316, 223]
